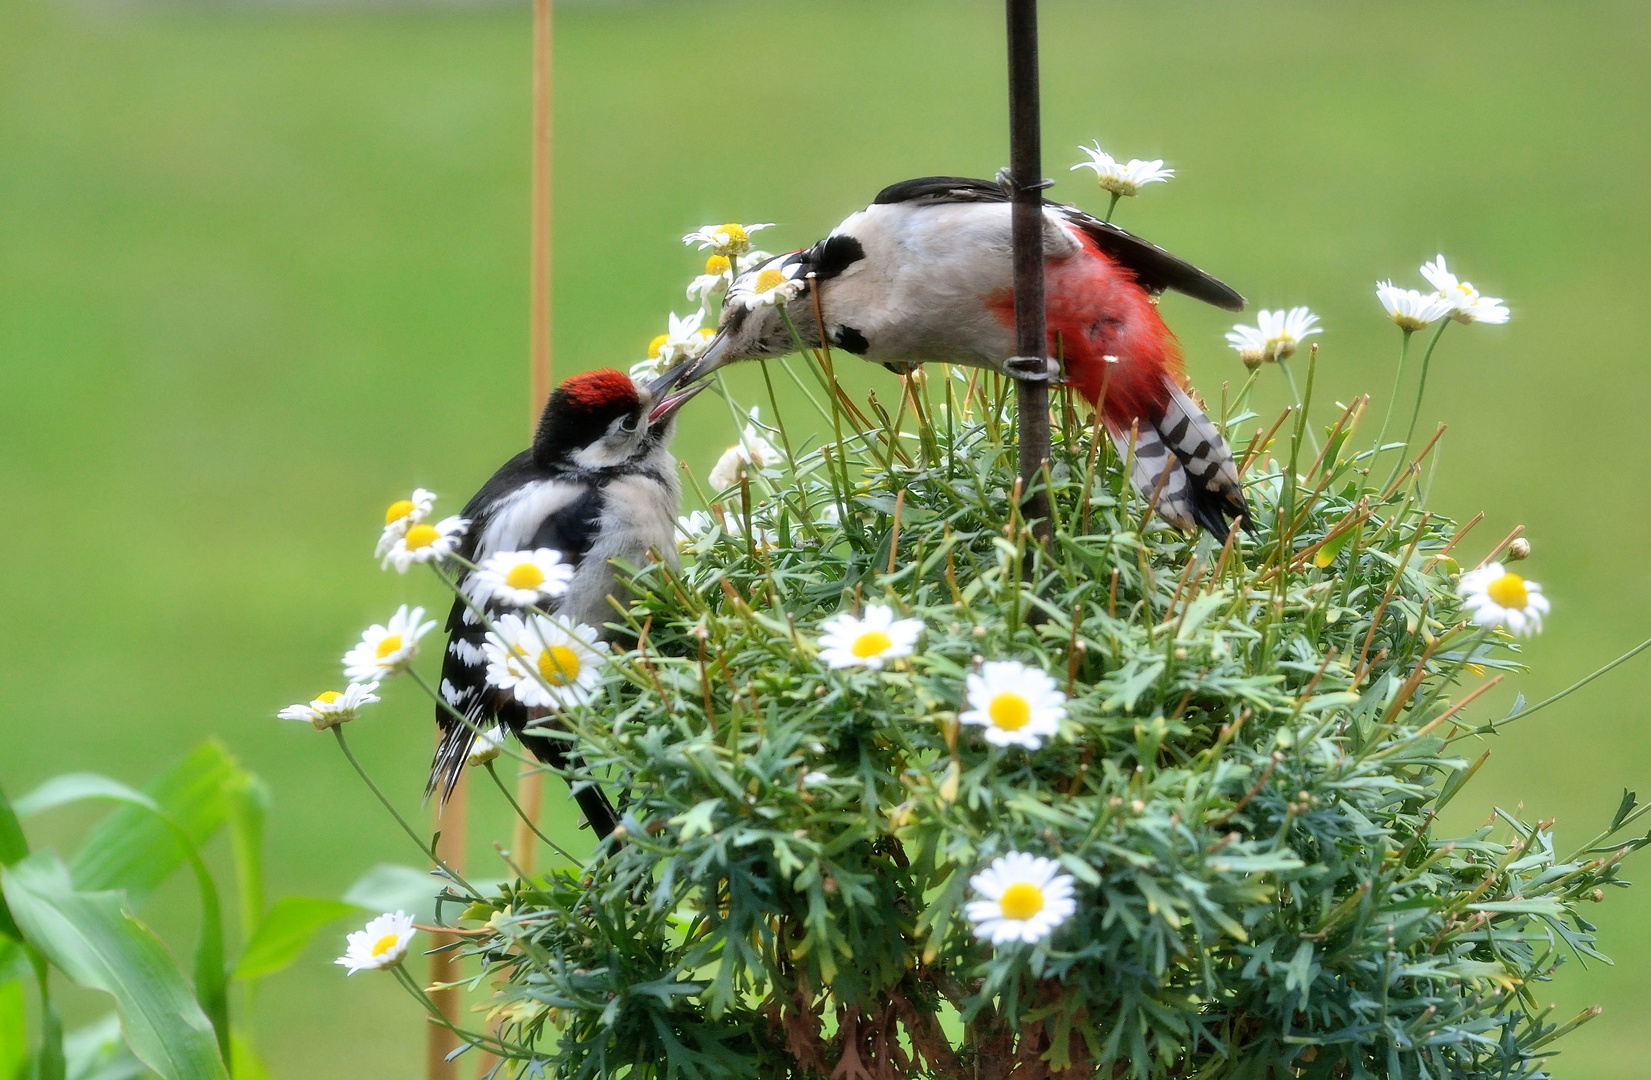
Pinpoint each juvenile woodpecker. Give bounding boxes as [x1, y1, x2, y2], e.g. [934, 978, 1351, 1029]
[429, 367, 705, 836]
[673, 176, 1251, 536]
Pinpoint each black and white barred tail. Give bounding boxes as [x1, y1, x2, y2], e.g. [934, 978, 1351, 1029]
[1114, 377, 1252, 538]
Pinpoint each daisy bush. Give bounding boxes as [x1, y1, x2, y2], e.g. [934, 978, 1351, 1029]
[404, 267, 1650, 1078]
[310, 168, 1646, 1080]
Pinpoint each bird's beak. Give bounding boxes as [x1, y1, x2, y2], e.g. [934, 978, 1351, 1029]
[647, 377, 709, 425]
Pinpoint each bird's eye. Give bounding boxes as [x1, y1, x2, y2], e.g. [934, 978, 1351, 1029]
[619, 414, 639, 433]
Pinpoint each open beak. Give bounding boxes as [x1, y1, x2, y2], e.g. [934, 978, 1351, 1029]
[647, 377, 709, 425]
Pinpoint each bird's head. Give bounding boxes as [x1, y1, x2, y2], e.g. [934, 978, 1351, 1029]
[664, 253, 821, 388]
[532, 367, 706, 470]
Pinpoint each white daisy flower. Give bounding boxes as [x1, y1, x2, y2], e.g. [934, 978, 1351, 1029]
[636, 310, 715, 378]
[817, 604, 924, 669]
[1225, 307, 1321, 367]
[686, 251, 773, 307]
[1070, 141, 1174, 198]
[381, 515, 467, 573]
[375, 489, 437, 557]
[335, 911, 416, 975]
[959, 660, 1066, 750]
[682, 222, 773, 257]
[964, 852, 1077, 945]
[343, 605, 437, 682]
[706, 408, 785, 491]
[482, 613, 609, 711]
[1420, 254, 1510, 325]
[472, 548, 574, 608]
[676, 511, 715, 543]
[1376, 280, 1455, 331]
[466, 726, 506, 767]
[1458, 562, 1549, 637]
[277, 681, 380, 731]
[728, 261, 806, 310]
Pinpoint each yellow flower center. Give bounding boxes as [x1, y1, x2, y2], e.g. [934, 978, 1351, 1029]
[753, 268, 786, 292]
[717, 223, 748, 245]
[385, 499, 416, 525]
[404, 523, 441, 551]
[705, 254, 731, 275]
[987, 692, 1032, 731]
[998, 881, 1045, 921]
[375, 635, 403, 659]
[538, 645, 582, 686]
[315, 691, 343, 705]
[1485, 573, 1529, 610]
[698, 328, 715, 340]
[370, 933, 401, 957]
[851, 630, 893, 658]
[647, 334, 669, 359]
[505, 563, 546, 590]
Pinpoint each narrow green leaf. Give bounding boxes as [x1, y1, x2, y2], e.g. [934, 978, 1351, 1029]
[2, 852, 227, 1080]
[227, 775, 271, 945]
[33, 947, 65, 1080]
[0, 978, 25, 1080]
[228, 1031, 272, 1080]
[69, 742, 242, 902]
[0, 786, 27, 867]
[233, 898, 358, 981]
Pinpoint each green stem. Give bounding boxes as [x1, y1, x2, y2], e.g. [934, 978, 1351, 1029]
[331, 727, 480, 898]
[407, 668, 537, 770]
[1387, 320, 1451, 488]
[484, 762, 580, 867]
[1370, 327, 1415, 475]
[1104, 191, 1121, 223]
[390, 964, 523, 1057]
[1488, 633, 1651, 731]
[1276, 357, 1319, 457]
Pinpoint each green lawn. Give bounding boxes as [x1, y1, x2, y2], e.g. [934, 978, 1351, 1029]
[2, 0, 1650, 1074]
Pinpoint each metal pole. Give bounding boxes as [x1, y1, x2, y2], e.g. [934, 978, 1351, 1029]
[1006, 0, 1052, 546]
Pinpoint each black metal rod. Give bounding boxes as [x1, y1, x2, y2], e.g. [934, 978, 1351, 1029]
[1006, 0, 1052, 545]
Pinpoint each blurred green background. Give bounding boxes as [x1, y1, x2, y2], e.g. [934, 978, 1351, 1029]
[3, 0, 1649, 1074]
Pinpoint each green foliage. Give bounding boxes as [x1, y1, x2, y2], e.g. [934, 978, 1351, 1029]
[3, 852, 227, 1080]
[0, 744, 356, 1080]
[444, 373, 1647, 1079]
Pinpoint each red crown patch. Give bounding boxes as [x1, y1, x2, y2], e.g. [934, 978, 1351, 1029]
[560, 368, 640, 412]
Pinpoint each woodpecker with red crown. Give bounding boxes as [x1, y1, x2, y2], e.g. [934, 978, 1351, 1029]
[429, 367, 705, 837]
[664, 176, 1251, 537]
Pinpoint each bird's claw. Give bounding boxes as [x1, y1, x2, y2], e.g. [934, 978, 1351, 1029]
[1002, 355, 1064, 384]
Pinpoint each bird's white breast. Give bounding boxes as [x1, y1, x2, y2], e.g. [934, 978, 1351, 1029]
[823, 201, 1081, 365]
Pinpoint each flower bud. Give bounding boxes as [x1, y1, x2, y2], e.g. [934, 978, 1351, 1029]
[1506, 537, 1531, 562]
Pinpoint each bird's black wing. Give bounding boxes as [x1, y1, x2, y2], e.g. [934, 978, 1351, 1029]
[872, 175, 1245, 312]
[1056, 206, 1245, 312]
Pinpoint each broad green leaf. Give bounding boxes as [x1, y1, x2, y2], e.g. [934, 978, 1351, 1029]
[63, 1015, 145, 1080]
[343, 864, 440, 925]
[0, 978, 24, 1080]
[233, 898, 357, 981]
[70, 742, 242, 902]
[3, 853, 226, 1080]
[13, 776, 228, 1065]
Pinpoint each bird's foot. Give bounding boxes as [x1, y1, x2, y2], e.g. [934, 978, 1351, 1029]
[1001, 355, 1064, 384]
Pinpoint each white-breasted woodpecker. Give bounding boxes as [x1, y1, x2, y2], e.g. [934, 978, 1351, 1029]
[670, 176, 1252, 537]
[429, 367, 705, 836]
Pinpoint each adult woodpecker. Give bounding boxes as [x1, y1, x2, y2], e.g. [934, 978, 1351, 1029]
[429, 367, 705, 837]
[670, 176, 1251, 536]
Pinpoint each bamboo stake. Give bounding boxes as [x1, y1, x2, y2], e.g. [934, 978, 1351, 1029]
[469, 5, 555, 1077]
[426, 767, 467, 1080]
